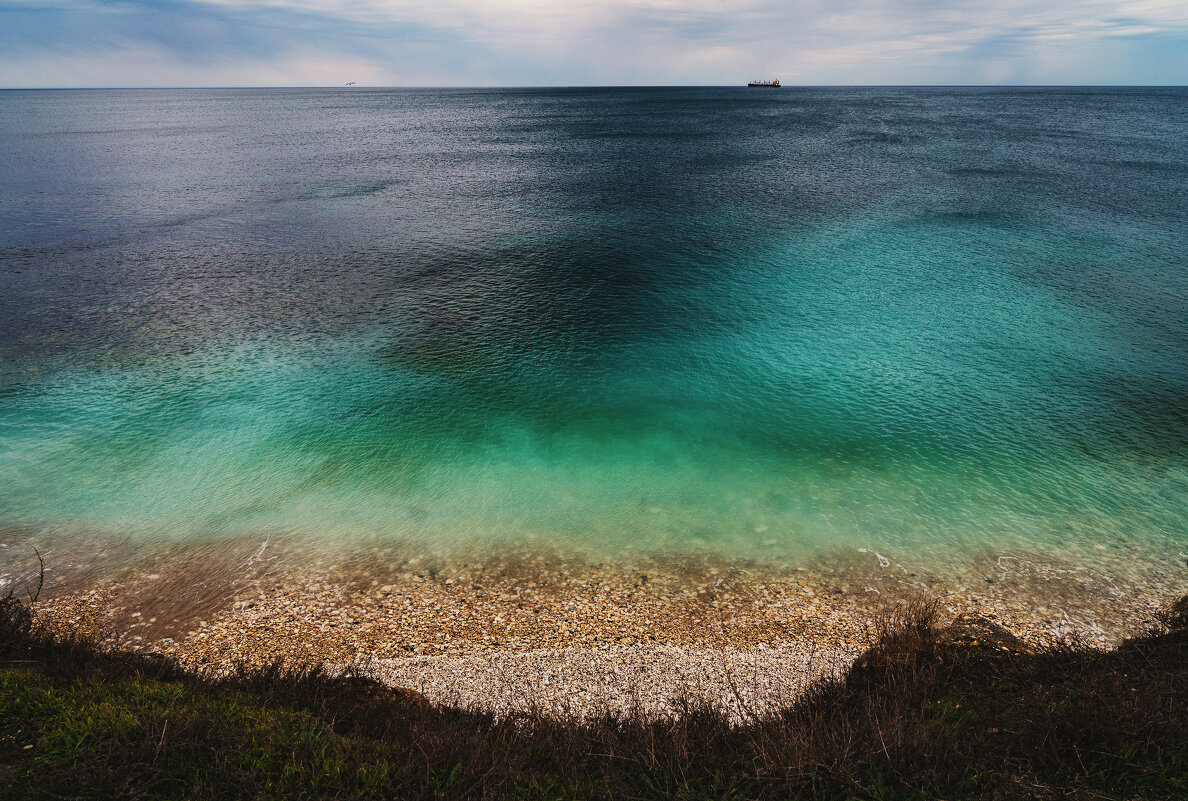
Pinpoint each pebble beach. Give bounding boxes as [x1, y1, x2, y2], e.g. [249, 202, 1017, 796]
[21, 537, 1183, 720]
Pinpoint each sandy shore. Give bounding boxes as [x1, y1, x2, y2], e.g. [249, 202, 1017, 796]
[13, 536, 1185, 719]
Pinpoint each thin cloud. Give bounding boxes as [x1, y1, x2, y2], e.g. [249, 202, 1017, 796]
[1, 0, 1185, 85]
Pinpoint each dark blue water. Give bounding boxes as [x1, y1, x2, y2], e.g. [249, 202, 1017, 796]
[1, 87, 1186, 574]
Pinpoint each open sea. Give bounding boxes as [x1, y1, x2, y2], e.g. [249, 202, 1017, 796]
[1, 87, 1186, 586]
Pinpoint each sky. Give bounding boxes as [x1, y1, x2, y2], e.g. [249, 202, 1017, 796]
[1, 0, 1186, 87]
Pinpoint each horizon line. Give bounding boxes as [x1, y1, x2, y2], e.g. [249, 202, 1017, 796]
[2, 83, 1187, 91]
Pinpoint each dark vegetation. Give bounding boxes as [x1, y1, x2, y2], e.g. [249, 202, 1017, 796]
[2, 567, 1186, 800]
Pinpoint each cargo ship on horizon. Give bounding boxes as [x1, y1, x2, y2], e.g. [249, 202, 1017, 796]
[747, 79, 780, 88]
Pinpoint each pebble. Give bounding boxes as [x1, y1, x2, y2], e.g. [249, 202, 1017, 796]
[32, 543, 1183, 719]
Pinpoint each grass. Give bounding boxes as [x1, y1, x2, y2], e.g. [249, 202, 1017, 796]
[2, 588, 1186, 800]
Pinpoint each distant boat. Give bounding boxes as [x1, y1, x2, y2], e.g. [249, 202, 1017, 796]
[747, 79, 781, 88]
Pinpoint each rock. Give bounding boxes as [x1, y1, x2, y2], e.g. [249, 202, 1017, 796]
[939, 613, 1030, 653]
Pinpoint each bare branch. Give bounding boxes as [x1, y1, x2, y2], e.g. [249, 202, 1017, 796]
[28, 548, 45, 607]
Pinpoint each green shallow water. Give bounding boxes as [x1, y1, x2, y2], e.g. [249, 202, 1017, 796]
[0, 87, 1186, 578]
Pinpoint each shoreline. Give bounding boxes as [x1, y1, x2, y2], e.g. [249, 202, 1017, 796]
[21, 537, 1183, 718]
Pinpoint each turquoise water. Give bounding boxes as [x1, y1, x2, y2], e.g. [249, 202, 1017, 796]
[1, 88, 1185, 571]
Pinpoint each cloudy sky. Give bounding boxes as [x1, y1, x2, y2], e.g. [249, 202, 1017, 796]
[2, 0, 1186, 87]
